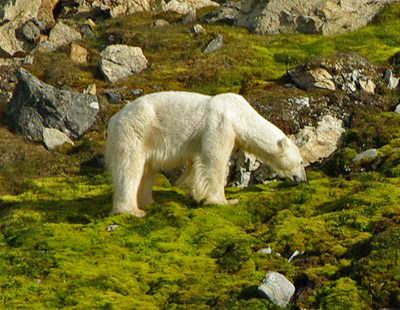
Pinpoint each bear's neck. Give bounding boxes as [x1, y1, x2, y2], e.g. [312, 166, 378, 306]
[233, 109, 285, 161]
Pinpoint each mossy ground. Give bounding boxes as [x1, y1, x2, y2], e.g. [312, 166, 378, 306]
[1, 3, 400, 310]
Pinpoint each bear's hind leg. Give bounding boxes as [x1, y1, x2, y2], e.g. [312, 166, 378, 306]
[138, 168, 157, 208]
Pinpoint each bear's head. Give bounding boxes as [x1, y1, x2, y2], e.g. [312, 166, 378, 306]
[270, 138, 307, 183]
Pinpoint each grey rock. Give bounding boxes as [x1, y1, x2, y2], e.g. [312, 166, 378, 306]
[202, 34, 223, 54]
[99, 44, 148, 83]
[105, 90, 122, 104]
[352, 149, 379, 162]
[384, 69, 399, 89]
[257, 247, 272, 255]
[203, 1, 241, 24]
[258, 271, 295, 308]
[150, 19, 170, 28]
[48, 22, 82, 50]
[191, 24, 206, 34]
[22, 21, 41, 44]
[131, 88, 144, 96]
[288, 250, 304, 263]
[395, 104, 400, 114]
[106, 224, 119, 232]
[7, 68, 99, 141]
[181, 10, 197, 25]
[42, 127, 74, 150]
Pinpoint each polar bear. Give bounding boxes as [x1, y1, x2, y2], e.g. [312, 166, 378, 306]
[105, 91, 306, 217]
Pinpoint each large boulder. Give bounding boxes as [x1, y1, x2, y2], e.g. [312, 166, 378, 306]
[99, 44, 148, 83]
[7, 68, 99, 141]
[0, 0, 41, 56]
[231, 0, 397, 35]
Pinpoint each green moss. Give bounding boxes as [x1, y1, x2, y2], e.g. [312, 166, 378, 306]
[2, 3, 400, 310]
[315, 278, 369, 310]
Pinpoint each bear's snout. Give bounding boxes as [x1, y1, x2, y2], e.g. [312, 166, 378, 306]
[293, 169, 307, 183]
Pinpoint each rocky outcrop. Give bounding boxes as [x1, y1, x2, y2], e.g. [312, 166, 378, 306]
[288, 53, 378, 93]
[211, 0, 398, 35]
[7, 68, 99, 142]
[99, 44, 148, 83]
[290, 115, 346, 166]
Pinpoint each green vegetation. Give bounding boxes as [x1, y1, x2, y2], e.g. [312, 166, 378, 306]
[1, 3, 400, 310]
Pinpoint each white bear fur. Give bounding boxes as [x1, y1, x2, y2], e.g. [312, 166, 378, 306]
[105, 91, 306, 217]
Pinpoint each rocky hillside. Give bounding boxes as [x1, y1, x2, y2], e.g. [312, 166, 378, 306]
[0, 1, 400, 309]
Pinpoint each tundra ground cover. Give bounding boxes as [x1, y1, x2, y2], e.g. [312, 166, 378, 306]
[1, 3, 400, 309]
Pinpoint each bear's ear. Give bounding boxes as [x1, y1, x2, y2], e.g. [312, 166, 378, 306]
[277, 138, 288, 150]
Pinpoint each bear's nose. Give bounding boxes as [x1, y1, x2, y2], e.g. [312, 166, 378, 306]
[293, 174, 307, 183]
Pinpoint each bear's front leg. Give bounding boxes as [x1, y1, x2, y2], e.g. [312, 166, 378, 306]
[110, 154, 147, 217]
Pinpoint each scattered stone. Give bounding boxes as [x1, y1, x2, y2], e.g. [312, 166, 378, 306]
[181, 10, 196, 25]
[290, 115, 345, 166]
[131, 89, 144, 96]
[288, 67, 335, 90]
[384, 69, 399, 89]
[70, 43, 88, 64]
[84, 84, 97, 95]
[352, 149, 379, 162]
[293, 97, 310, 108]
[228, 151, 260, 188]
[0, 57, 33, 67]
[258, 271, 295, 308]
[162, 0, 219, 15]
[359, 79, 375, 93]
[7, 68, 99, 141]
[203, 1, 241, 24]
[99, 44, 148, 83]
[48, 22, 82, 50]
[105, 90, 122, 104]
[106, 225, 119, 232]
[258, 247, 272, 255]
[288, 250, 303, 263]
[191, 24, 206, 34]
[22, 21, 41, 44]
[150, 19, 170, 28]
[94, 0, 151, 18]
[202, 34, 223, 54]
[395, 104, 400, 114]
[42, 127, 74, 150]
